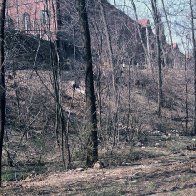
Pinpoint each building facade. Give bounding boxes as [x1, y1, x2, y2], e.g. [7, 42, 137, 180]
[6, 0, 186, 69]
[6, 0, 57, 40]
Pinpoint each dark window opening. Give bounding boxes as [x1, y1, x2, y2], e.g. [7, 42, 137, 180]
[6, 15, 14, 29]
[23, 13, 31, 31]
[40, 10, 50, 25]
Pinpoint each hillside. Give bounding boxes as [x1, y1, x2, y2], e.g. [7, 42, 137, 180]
[0, 64, 195, 195]
[5, 0, 146, 70]
[1, 0, 196, 195]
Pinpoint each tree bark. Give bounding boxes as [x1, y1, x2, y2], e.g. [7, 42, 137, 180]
[190, 0, 196, 135]
[77, 0, 98, 166]
[160, 0, 173, 48]
[99, 0, 116, 93]
[184, 52, 189, 133]
[0, 0, 6, 187]
[150, 0, 163, 117]
[130, 0, 151, 67]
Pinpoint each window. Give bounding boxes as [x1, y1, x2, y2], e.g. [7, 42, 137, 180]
[40, 10, 49, 25]
[5, 15, 14, 29]
[23, 13, 31, 31]
[34, 20, 41, 34]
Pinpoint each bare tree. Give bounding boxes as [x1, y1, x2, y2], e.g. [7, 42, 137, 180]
[160, 0, 173, 47]
[150, 0, 163, 117]
[98, 0, 121, 147]
[190, 0, 196, 135]
[99, 0, 116, 92]
[130, 0, 150, 66]
[0, 0, 6, 186]
[77, 0, 98, 166]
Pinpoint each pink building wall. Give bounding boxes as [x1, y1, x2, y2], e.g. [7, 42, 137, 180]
[6, 0, 57, 40]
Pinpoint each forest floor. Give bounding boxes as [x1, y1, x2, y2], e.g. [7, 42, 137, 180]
[1, 136, 196, 196]
[1, 69, 196, 195]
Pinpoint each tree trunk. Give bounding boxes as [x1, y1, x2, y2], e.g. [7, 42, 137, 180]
[99, 0, 116, 93]
[99, 0, 121, 148]
[131, 0, 151, 67]
[160, 0, 173, 48]
[190, 0, 196, 135]
[184, 52, 189, 133]
[77, 0, 98, 166]
[55, 0, 63, 66]
[0, 0, 6, 187]
[151, 0, 163, 117]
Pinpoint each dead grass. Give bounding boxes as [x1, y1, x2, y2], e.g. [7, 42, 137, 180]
[1, 136, 196, 196]
[2, 68, 196, 195]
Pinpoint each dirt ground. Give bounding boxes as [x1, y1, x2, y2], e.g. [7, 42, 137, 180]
[1, 143, 196, 196]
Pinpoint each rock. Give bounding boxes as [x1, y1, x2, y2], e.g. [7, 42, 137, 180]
[135, 142, 142, 147]
[180, 152, 186, 156]
[187, 144, 196, 151]
[24, 176, 31, 182]
[122, 162, 132, 166]
[161, 135, 168, 140]
[75, 167, 84, 172]
[155, 142, 160, 147]
[189, 155, 196, 159]
[93, 161, 104, 169]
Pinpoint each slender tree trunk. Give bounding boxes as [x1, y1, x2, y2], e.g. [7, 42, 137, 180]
[55, 0, 63, 66]
[160, 0, 173, 48]
[160, 0, 174, 68]
[0, 0, 6, 187]
[126, 58, 132, 142]
[99, 0, 116, 93]
[52, 0, 71, 168]
[184, 53, 189, 133]
[99, 0, 121, 148]
[77, 0, 98, 166]
[151, 0, 163, 117]
[130, 0, 151, 67]
[190, 0, 196, 135]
